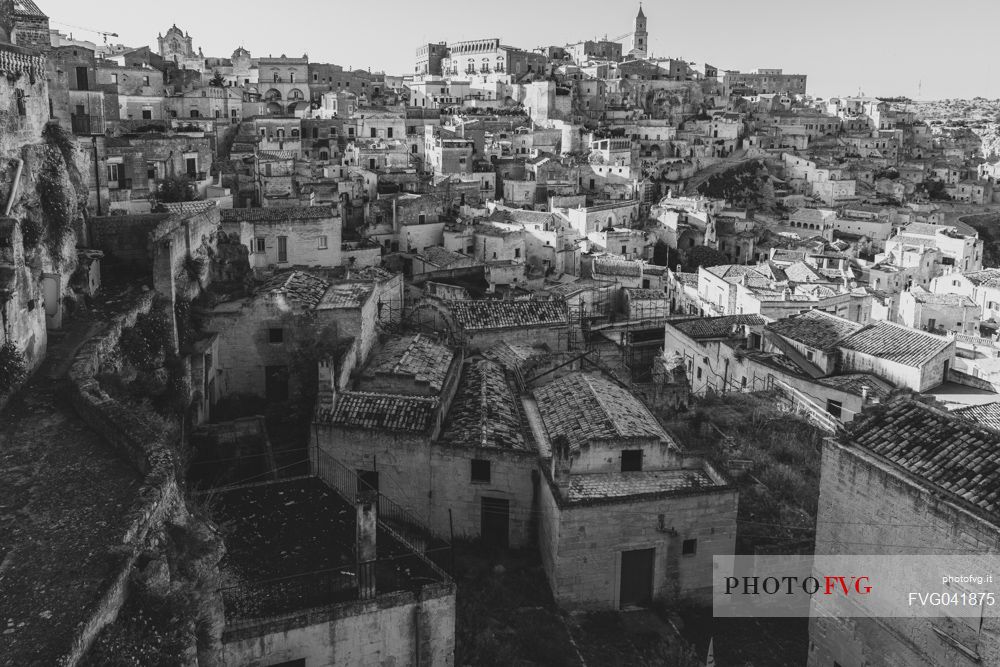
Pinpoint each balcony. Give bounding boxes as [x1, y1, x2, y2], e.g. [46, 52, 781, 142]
[71, 113, 104, 135]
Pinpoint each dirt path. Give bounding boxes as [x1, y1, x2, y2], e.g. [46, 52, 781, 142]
[0, 315, 142, 666]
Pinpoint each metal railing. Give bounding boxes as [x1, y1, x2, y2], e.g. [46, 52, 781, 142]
[313, 447, 450, 558]
[220, 552, 444, 622]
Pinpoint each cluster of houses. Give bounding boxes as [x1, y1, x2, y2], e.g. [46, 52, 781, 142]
[4, 1, 1000, 665]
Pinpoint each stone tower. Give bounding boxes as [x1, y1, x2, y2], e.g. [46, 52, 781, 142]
[633, 5, 648, 58]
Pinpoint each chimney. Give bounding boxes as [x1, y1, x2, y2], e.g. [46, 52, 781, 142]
[356, 489, 378, 597]
[317, 356, 338, 412]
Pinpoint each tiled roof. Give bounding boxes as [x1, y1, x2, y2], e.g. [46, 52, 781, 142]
[419, 246, 475, 269]
[766, 310, 864, 351]
[482, 342, 547, 373]
[441, 360, 530, 451]
[704, 264, 768, 283]
[625, 288, 667, 301]
[593, 258, 642, 277]
[316, 282, 374, 309]
[257, 150, 298, 161]
[319, 392, 439, 433]
[13, 0, 46, 17]
[161, 201, 217, 215]
[221, 207, 336, 222]
[891, 234, 938, 249]
[815, 373, 893, 400]
[534, 373, 673, 449]
[847, 400, 1000, 516]
[349, 266, 395, 282]
[451, 299, 568, 331]
[954, 402, 1000, 431]
[839, 321, 952, 366]
[565, 469, 719, 503]
[783, 261, 832, 284]
[675, 272, 699, 287]
[366, 335, 455, 393]
[672, 314, 767, 340]
[259, 271, 330, 309]
[908, 287, 976, 307]
[964, 269, 1000, 289]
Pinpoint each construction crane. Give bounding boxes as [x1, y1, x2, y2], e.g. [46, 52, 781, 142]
[50, 20, 118, 44]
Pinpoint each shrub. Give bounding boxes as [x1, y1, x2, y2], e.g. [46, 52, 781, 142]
[37, 146, 77, 259]
[0, 341, 27, 393]
[119, 310, 173, 370]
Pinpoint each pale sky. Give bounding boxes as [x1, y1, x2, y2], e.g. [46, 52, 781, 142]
[37, 0, 1000, 100]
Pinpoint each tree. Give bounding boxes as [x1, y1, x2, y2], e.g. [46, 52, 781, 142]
[209, 70, 226, 87]
[153, 175, 197, 205]
[686, 245, 728, 271]
[652, 239, 671, 266]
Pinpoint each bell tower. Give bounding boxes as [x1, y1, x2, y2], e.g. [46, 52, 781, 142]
[633, 5, 648, 58]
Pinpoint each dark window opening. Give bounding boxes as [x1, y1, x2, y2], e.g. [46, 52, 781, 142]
[621, 449, 643, 472]
[682, 538, 697, 556]
[268, 328, 284, 344]
[471, 459, 491, 483]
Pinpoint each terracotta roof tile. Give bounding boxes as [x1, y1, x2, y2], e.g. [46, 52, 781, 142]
[258, 271, 331, 309]
[766, 310, 864, 351]
[566, 469, 719, 502]
[672, 314, 767, 340]
[441, 360, 530, 451]
[319, 392, 438, 433]
[221, 206, 336, 222]
[954, 402, 1000, 432]
[839, 321, 952, 367]
[848, 400, 1000, 516]
[366, 334, 455, 393]
[451, 299, 568, 331]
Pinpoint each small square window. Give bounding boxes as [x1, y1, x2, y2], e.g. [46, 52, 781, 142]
[254, 237, 266, 253]
[471, 459, 491, 483]
[621, 450, 643, 472]
[826, 399, 842, 419]
[682, 538, 697, 556]
[268, 328, 284, 344]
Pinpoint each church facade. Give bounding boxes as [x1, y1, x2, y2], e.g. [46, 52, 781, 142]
[157, 25, 204, 71]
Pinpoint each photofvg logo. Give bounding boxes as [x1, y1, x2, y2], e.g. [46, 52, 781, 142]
[713, 555, 1000, 619]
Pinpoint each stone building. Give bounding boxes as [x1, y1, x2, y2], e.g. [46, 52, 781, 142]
[535, 372, 737, 610]
[449, 299, 570, 351]
[8, 0, 49, 51]
[258, 55, 310, 115]
[898, 286, 981, 336]
[220, 206, 343, 273]
[810, 400, 1000, 667]
[156, 24, 204, 72]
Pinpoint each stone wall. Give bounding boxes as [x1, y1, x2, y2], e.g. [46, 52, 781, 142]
[538, 474, 738, 610]
[0, 45, 48, 157]
[809, 439, 1000, 667]
[60, 289, 187, 664]
[220, 583, 456, 667]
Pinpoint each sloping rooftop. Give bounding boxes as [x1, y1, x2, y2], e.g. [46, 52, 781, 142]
[565, 469, 720, 503]
[908, 287, 976, 307]
[161, 200, 217, 215]
[815, 373, 893, 400]
[259, 271, 331, 309]
[625, 287, 668, 301]
[318, 392, 439, 433]
[482, 341, 549, 373]
[365, 334, 455, 393]
[593, 257, 643, 277]
[316, 282, 374, 309]
[672, 314, 767, 340]
[783, 261, 833, 284]
[451, 299, 568, 331]
[13, 0, 46, 17]
[419, 246, 476, 269]
[839, 321, 952, 366]
[964, 269, 1000, 289]
[703, 264, 772, 286]
[440, 360, 530, 451]
[220, 206, 336, 222]
[534, 373, 673, 449]
[766, 310, 864, 351]
[847, 400, 1000, 517]
[954, 402, 1000, 431]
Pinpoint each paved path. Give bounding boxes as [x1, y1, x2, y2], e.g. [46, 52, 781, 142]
[0, 315, 142, 666]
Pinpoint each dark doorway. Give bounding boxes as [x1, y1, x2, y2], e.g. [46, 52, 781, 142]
[620, 548, 655, 608]
[264, 365, 289, 402]
[186, 157, 198, 178]
[75, 66, 89, 91]
[481, 497, 509, 548]
[358, 469, 379, 493]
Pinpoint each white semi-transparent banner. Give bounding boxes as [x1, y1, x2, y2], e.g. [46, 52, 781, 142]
[713, 555, 1000, 618]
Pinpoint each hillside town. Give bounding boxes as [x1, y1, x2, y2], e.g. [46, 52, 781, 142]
[3, 2, 1000, 665]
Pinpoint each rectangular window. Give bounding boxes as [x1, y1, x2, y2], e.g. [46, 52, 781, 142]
[277, 236, 288, 263]
[268, 328, 284, 344]
[106, 163, 121, 184]
[514, 248, 521, 258]
[621, 450, 643, 472]
[142, 109, 152, 120]
[826, 399, 843, 419]
[254, 237, 266, 253]
[682, 538, 697, 556]
[318, 236, 328, 249]
[471, 459, 491, 483]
